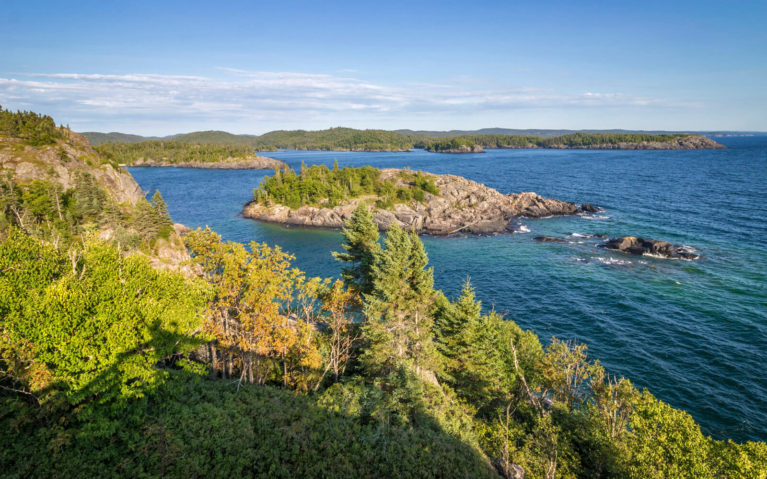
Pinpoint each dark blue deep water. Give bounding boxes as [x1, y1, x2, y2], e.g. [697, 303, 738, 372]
[128, 136, 767, 442]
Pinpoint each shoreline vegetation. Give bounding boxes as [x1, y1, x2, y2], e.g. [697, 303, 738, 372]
[85, 128, 725, 159]
[95, 140, 285, 170]
[243, 164, 588, 235]
[3, 106, 765, 477]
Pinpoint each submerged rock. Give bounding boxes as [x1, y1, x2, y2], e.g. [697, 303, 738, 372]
[533, 236, 568, 243]
[242, 168, 581, 236]
[580, 203, 600, 213]
[600, 236, 700, 260]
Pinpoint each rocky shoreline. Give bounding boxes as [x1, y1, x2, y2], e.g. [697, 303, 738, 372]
[242, 169, 590, 235]
[122, 155, 286, 170]
[427, 145, 486, 154]
[481, 135, 724, 151]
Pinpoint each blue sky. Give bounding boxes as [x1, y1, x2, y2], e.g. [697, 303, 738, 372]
[2, 0, 765, 135]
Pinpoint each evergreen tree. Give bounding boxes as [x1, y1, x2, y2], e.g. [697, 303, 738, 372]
[360, 224, 438, 380]
[435, 280, 507, 405]
[332, 203, 380, 295]
[150, 190, 173, 230]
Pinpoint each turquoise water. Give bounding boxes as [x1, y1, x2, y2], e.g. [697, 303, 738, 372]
[128, 136, 767, 442]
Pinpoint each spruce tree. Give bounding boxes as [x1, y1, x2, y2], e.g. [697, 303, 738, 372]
[150, 190, 173, 229]
[434, 279, 503, 403]
[332, 203, 379, 295]
[360, 224, 437, 379]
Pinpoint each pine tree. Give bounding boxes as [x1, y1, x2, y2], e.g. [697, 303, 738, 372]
[332, 203, 380, 295]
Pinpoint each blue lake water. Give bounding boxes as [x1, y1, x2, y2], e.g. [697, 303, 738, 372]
[128, 136, 767, 442]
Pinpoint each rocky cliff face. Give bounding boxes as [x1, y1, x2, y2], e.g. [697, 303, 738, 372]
[127, 155, 286, 170]
[0, 130, 143, 205]
[242, 169, 584, 235]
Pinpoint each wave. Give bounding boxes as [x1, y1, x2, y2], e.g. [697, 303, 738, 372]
[595, 256, 632, 266]
[510, 223, 531, 234]
[582, 215, 610, 221]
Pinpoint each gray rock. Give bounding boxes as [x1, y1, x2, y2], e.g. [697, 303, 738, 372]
[601, 236, 700, 260]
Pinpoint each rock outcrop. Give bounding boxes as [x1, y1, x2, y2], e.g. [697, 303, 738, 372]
[432, 144, 485, 154]
[600, 236, 700, 260]
[242, 169, 587, 235]
[0, 131, 143, 205]
[533, 236, 568, 243]
[126, 155, 286, 170]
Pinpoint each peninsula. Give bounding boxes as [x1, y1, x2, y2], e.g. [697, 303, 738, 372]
[95, 140, 285, 170]
[242, 165, 588, 235]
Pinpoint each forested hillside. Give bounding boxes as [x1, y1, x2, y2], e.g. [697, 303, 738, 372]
[95, 140, 278, 167]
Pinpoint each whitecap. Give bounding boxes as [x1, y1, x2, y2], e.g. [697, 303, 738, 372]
[582, 215, 610, 221]
[595, 256, 632, 266]
[570, 232, 589, 238]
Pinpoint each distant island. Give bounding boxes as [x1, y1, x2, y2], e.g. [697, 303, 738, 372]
[242, 164, 589, 235]
[95, 140, 285, 170]
[84, 127, 725, 154]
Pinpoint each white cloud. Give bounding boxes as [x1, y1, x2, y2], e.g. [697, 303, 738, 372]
[0, 70, 689, 133]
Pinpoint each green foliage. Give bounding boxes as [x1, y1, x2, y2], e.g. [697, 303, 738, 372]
[332, 203, 380, 295]
[418, 132, 690, 151]
[0, 230, 210, 411]
[0, 375, 497, 479]
[361, 225, 438, 380]
[0, 105, 64, 146]
[96, 140, 261, 165]
[241, 126, 694, 152]
[254, 164, 439, 209]
[151, 190, 174, 237]
[254, 127, 413, 151]
[624, 390, 715, 478]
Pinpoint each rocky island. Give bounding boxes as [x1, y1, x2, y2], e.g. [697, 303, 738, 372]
[242, 165, 589, 235]
[125, 154, 285, 170]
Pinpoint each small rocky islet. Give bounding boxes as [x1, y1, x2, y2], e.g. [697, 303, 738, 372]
[534, 234, 700, 260]
[600, 236, 700, 260]
[242, 168, 593, 235]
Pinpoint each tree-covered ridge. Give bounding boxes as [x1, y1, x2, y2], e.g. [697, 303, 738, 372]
[0, 105, 65, 146]
[253, 128, 709, 152]
[84, 126, 720, 152]
[254, 127, 414, 151]
[95, 140, 266, 165]
[419, 132, 692, 151]
[253, 163, 440, 209]
[170, 130, 263, 146]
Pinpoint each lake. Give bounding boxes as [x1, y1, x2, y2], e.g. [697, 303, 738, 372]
[128, 136, 767, 441]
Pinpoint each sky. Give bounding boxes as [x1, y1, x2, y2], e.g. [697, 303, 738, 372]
[1, 0, 766, 135]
